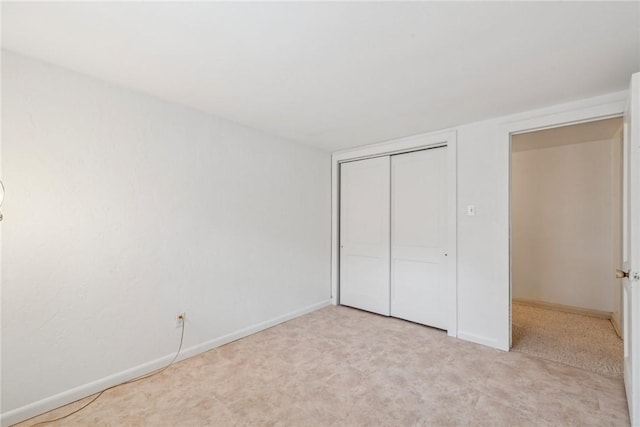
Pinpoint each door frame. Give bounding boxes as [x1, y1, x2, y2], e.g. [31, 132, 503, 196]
[331, 130, 458, 337]
[501, 99, 626, 351]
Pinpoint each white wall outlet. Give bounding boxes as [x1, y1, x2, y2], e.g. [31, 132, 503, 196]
[467, 205, 476, 216]
[176, 312, 185, 328]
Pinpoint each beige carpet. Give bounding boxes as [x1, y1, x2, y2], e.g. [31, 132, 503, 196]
[512, 302, 624, 378]
[19, 306, 629, 426]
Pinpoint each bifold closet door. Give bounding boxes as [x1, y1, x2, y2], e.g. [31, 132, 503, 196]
[391, 147, 448, 330]
[339, 156, 390, 316]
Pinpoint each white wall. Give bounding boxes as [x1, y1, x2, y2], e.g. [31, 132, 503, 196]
[453, 93, 625, 350]
[455, 120, 511, 348]
[511, 137, 621, 312]
[1, 51, 331, 423]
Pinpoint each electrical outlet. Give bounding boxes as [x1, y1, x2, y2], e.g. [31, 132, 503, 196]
[176, 312, 185, 328]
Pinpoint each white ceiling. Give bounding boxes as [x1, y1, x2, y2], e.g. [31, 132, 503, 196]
[2, 2, 639, 151]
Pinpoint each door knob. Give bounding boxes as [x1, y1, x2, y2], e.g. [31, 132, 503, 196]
[616, 269, 629, 279]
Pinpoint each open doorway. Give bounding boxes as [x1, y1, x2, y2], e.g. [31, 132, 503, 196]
[510, 117, 624, 378]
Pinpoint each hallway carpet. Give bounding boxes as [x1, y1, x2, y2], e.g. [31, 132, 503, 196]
[19, 305, 629, 426]
[512, 302, 623, 378]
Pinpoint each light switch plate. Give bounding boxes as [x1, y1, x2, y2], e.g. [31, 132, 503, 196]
[467, 205, 476, 216]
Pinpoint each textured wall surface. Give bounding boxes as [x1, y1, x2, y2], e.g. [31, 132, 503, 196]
[1, 51, 330, 416]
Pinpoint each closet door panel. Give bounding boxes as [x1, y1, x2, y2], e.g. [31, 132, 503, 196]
[339, 156, 390, 316]
[391, 147, 448, 329]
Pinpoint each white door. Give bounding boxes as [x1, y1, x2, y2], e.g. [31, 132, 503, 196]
[623, 72, 640, 425]
[339, 156, 390, 316]
[390, 147, 448, 329]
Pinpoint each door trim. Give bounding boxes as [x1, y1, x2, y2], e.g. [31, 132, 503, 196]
[331, 130, 458, 337]
[502, 100, 625, 352]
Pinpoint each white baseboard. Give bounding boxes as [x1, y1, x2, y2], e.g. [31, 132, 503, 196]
[457, 330, 503, 351]
[1, 299, 331, 427]
[512, 298, 612, 319]
[177, 299, 331, 360]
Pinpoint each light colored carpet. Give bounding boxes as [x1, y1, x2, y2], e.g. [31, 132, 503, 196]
[512, 302, 624, 379]
[18, 305, 629, 426]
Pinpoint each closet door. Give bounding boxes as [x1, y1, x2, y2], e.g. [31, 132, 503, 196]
[391, 147, 448, 329]
[339, 156, 390, 316]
